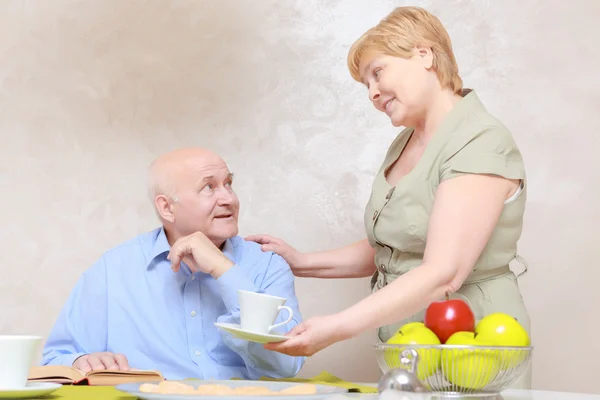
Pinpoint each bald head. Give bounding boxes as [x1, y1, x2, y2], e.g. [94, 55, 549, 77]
[147, 147, 226, 203]
[146, 147, 240, 246]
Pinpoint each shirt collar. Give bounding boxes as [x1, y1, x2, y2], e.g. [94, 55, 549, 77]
[222, 236, 237, 264]
[147, 227, 171, 269]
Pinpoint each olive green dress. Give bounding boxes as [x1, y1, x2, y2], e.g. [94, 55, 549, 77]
[364, 89, 532, 389]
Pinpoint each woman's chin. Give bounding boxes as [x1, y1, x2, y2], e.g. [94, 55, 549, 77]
[390, 117, 406, 128]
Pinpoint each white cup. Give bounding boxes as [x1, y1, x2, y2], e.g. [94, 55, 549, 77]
[0, 335, 42, 389]
[238, 290, 294, 335]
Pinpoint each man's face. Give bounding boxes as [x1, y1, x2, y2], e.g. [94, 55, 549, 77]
[170, 156, 240, 246]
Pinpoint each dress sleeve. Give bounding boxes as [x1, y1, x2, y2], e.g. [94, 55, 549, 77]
[439, 125, 526, 182]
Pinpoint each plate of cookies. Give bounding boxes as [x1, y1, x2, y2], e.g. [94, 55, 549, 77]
[115, 379, 348, 400]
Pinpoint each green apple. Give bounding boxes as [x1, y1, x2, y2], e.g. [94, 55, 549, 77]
[441, 331, 501, 390]
[384, 322, 441, 381]
[475, 313, 530, 369]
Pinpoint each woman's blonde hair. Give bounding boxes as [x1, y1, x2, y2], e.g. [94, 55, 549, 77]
[347, 6, 463, 94]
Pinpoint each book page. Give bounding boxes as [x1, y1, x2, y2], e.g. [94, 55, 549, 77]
[28, 365, 85, 382]
[87, 368, 163, 377]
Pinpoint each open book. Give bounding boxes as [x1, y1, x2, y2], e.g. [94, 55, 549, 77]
[28, 365, 164, 386]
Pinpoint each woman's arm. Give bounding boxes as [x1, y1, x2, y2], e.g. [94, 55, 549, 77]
[302, 239, 377, 278]
[245, 235, 376, 279]
[340, 173, 518, 335]
[264, 174, 519, 356]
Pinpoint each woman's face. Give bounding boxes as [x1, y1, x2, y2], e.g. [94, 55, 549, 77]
[359, 47, 436, 127]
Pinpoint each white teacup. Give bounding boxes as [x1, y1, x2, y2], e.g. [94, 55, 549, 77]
[238, 290, 294, 335]
[0, 335, 42, 389]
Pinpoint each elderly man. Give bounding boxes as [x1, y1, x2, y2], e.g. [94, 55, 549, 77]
[41, 147, 305, 380]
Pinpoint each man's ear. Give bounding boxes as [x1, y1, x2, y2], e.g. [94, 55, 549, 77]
[155, 195, 175, 223]
[415, 45, 434, 69]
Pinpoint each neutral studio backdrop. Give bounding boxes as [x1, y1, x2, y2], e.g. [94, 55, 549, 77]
[0, 0, 598, 394]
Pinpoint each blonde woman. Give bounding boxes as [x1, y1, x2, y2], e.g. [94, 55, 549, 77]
[248, 6, 531, 388]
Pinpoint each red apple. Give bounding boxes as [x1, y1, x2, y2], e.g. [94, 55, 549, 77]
[424, 293, 475, 343]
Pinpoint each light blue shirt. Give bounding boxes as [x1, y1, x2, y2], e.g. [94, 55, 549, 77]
[41, 227, 305, 380]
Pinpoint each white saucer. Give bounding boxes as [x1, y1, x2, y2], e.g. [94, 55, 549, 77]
[214, 322, 289, 344]
[0, 382, 62, 399]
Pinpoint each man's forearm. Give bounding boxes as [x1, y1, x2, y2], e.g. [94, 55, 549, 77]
[215, 258, 306, 378]
[210, 257, 234, 279]
[41, 348, 86, 368]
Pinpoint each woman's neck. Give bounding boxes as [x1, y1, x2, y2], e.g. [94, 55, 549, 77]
[413, 89, 463, 142]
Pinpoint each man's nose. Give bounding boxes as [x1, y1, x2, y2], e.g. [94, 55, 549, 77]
[216, 186, 234, 204]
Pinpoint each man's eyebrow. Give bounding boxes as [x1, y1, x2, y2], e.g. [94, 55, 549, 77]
[201, 173, 234, 183]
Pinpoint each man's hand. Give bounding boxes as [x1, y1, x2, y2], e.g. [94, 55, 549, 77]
[168, 232, 234, 278]
[73, 352, 130, 372]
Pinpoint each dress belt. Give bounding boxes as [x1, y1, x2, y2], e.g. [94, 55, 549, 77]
[464, 266, 511, 284]
[464, 254, 529, 284]
[374, 255, 529, 288]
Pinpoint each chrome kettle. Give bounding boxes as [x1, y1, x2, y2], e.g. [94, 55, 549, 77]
[378, 348, 428, 393]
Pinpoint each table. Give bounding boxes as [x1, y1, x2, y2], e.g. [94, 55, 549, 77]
[501, 389, 600, 400]
[45, 385, 600, 400]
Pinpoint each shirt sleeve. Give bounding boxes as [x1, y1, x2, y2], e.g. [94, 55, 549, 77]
[215, 253, 305, 379]
[439, 125, 526, 182]
[40, 258, 108, 367]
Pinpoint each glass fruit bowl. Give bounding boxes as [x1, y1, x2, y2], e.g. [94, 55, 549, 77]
[374, 343, 533, 396]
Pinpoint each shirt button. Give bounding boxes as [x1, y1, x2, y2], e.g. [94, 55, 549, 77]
[195, 350, 201, 356]
[373, 210, 379, 220]
[190, 311, 196, 317]
[191, 275, 196, 280]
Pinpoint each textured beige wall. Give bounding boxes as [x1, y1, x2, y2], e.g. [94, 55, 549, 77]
[0, 0, 598, 394]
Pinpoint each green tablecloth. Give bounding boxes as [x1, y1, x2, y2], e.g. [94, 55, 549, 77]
[47, 386, 134, 399]
[47, 372, 377, 399]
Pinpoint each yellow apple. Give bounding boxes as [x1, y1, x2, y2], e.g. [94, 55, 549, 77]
[384, 322, 441, 381]
[475, 313, 530, 369]
[441, 331, 501, 390]
[475, 313, 530, 346]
